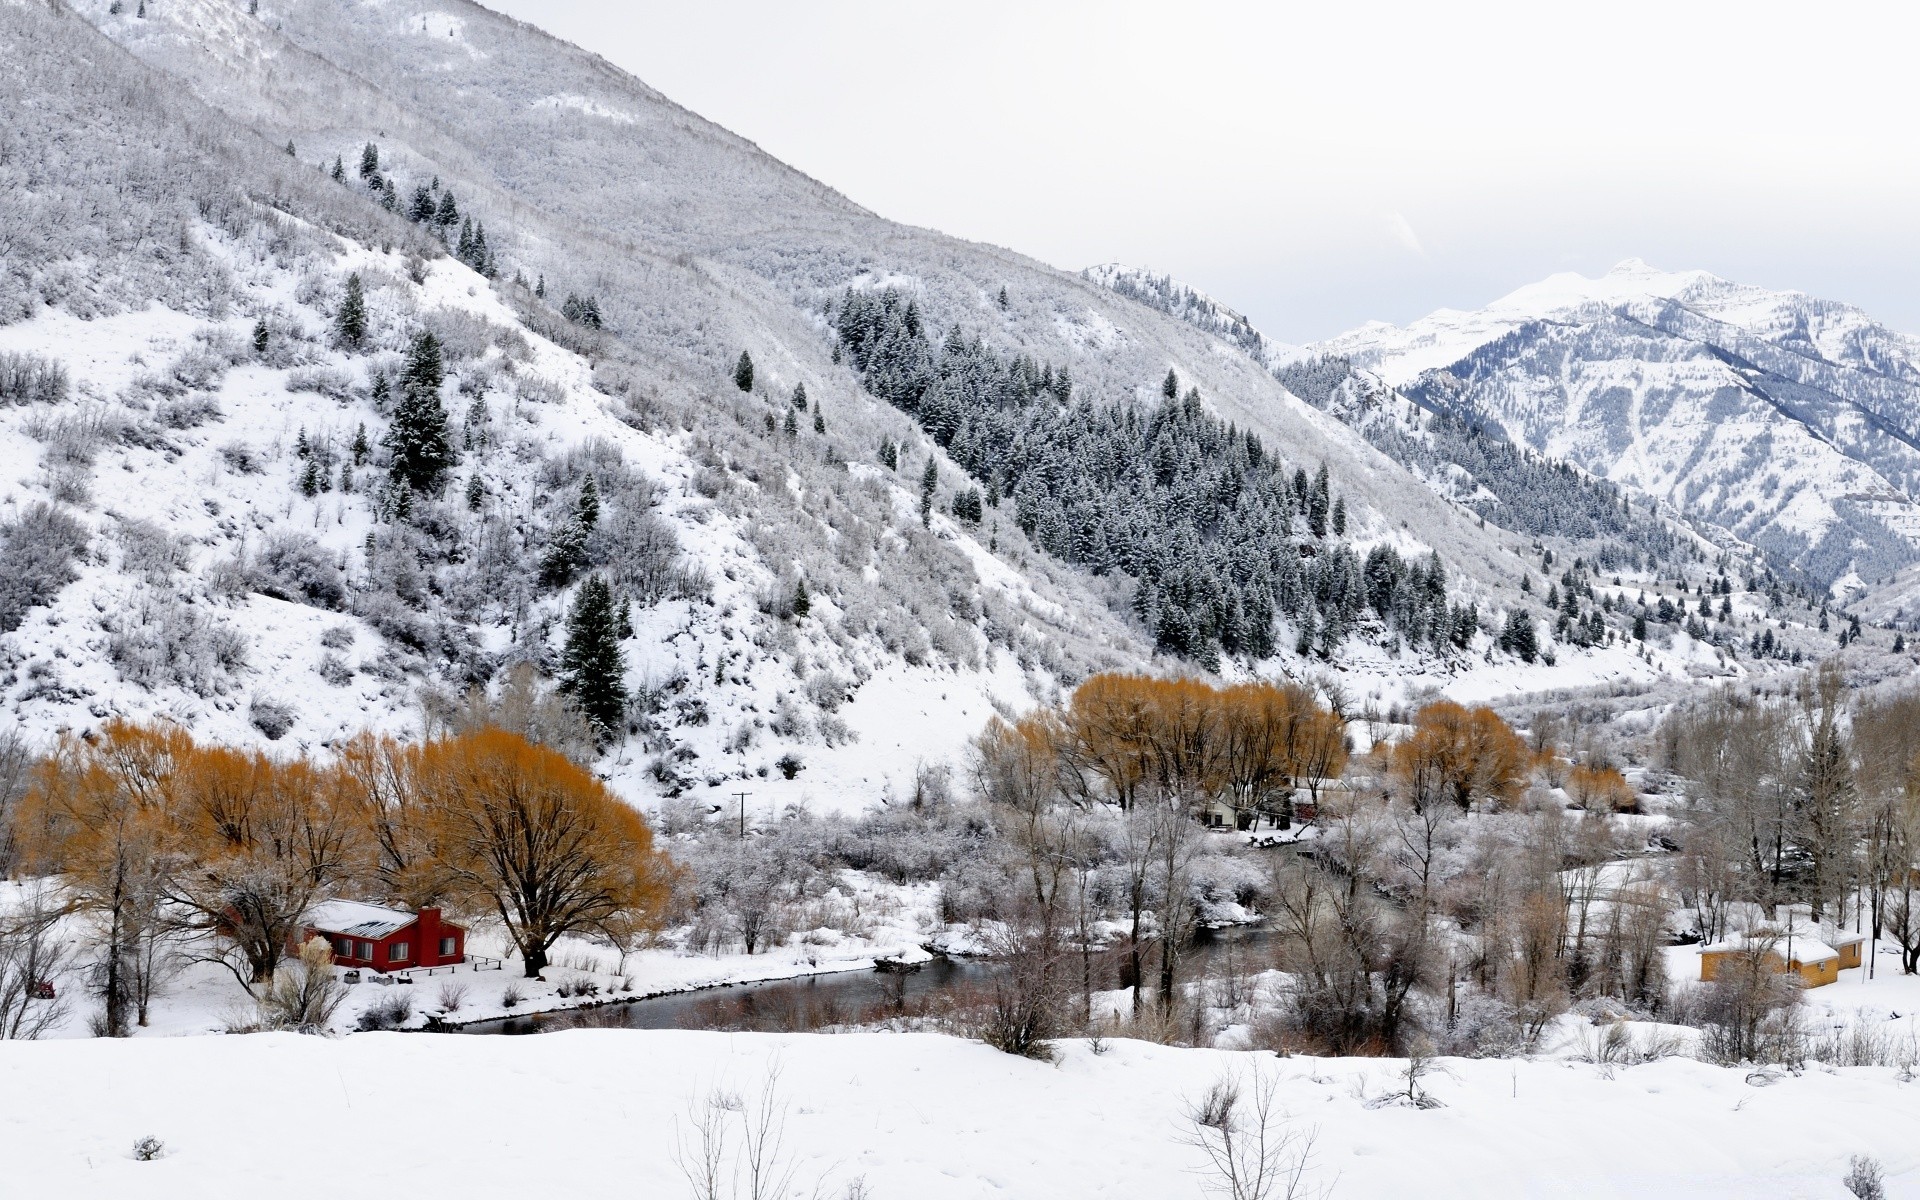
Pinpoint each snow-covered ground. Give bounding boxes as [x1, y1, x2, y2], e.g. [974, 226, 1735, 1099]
[3, 1026, 1917, 1198]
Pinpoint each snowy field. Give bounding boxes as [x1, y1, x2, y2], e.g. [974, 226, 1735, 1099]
[2, 1027, 1917, 1198]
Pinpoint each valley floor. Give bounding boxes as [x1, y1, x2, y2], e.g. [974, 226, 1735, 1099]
[2, 1026, 1917, 1198]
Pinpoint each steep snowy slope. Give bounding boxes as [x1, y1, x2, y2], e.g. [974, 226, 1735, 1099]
[1307, 260, 1920, 592]
[0, 0, 1783, 810]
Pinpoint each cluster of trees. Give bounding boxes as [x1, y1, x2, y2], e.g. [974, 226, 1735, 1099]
[1665, 666, 1920, 972]
[834, 289, 1461, 666]
[351, 144, 495, 277]
[7, 721, 673, 1035]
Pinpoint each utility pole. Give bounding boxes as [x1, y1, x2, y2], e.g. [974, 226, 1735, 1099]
[733, 791, 752, 840]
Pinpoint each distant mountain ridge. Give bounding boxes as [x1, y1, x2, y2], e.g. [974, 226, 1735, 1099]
[1090, 258, 1920, 598]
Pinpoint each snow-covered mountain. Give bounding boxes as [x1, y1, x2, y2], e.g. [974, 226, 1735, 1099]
[11, 0, 1695, 808]
[1309, 260, 1920, 594]
[1079, 265, 1296, 368]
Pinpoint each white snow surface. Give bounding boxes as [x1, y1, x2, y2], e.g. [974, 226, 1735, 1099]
[3, 1024, 1918, 1197]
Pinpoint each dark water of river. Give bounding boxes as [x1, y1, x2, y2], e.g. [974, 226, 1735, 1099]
[452, 924, 1278, 1037]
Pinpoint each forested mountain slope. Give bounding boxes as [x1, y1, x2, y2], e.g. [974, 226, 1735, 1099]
[0, 0, 1758, 809]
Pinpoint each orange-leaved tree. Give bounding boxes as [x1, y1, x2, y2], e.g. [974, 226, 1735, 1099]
[1392, 700, 1526, 811]
[18, 720, 184, 1032]
[1567, 763, 1635, 813]
[418, 728, 674, 977]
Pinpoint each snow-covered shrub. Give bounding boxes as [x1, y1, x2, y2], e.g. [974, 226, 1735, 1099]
[256, 937, 343, 1032]
[248, 695, 295, 740]
[284, 365, 353, 400]
[436, 979, 468, 1013]
[25, 403, 127, 466]
[247, 532, 347, 610]
[776, 752, 803, 780]
[105, 595, 249, 696]
[804, 671, 850, 712]
[319, 623, 355, 650]
[317, 652, 354, 687]
[219, 441, 263, 474]
[131, 1137, 164, 1162]
[768, 695, 809, 741]
[0, 351, 69, 406]
[500, 982, 524, 1009]
[423, 306, 527, 365]
[354, 590, 433, 653]
[166, 344, 228, 392]
[0, 502, 88, 633]
[355, 991, 413, 1031]
[114, 517, 191, 584]
[154, 393, 222, 430]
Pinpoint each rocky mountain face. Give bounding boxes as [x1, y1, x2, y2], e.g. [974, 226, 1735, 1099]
[1308, 260, 1920, 596]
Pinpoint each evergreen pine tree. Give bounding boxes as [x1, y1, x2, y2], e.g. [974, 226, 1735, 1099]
[534, 274, 546, 299]
[351, 422, 370, 465]
[783, 407, 798, 437]
[381, 179, 398, 212]
[1162, 369, 1179, 401]
[299, 459, 321, 497]
[539, 518, 588, 587]
[616, 596, 634, 640]
[385, 331, 456, 493]
[408, 184, 436, 222]
[1895, 632, 1907, 653]
[1633, 612, 1648, 641]
[812, 408, 824, 435]
[435, 190, 459, 228]
[575, 475, 600, 530]
[793, 579, 811, 618]
[330, 156, 345, 183]
[358, 142, 380, 181]
[285, 139, 297, 157]
[465, 473, 484, 511]
[335, 273, 368, 348]
[456, 217, 475, 261]
[734, 351, 755, 392]
[997, 285, 1009, 308]
[340, 463, 353, 493]
[1331, 495, 1347, 536]
[581, 296, 602, 329]
[879, 437, 898, 471]
[560, 575, 627, 740]
[252, 318, 269, 354]
[791, 383, 808, 411]
[920, 458, 937, 526]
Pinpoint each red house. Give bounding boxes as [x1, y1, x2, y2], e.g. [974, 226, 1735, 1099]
[302, 901, 465, 974]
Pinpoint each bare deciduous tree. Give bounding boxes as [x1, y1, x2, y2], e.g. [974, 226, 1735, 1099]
[1180, 1068, 1322, 1200]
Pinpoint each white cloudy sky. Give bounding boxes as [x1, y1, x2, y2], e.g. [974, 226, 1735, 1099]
[487, 0, 1920, 342]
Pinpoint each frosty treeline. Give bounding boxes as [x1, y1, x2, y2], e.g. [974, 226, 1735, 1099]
[836, 289, 1468, 666]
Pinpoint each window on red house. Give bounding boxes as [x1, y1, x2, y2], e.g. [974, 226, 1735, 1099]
[335, 937, 354, 959]
[359, 941, 374, 960]
[440, 936, 456, 957]
[389, 941, 409, 963]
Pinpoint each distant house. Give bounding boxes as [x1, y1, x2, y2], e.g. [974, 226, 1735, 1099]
[1696, 927, 1854, 989]
[301, 901, 465, 974]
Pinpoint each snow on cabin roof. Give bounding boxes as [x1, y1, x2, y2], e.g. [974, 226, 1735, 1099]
[307, 900, 417, 939]
[1697, 930, 1841, 964]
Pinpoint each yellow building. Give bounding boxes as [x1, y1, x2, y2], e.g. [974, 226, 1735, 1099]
[1697, 929, 1843, 989]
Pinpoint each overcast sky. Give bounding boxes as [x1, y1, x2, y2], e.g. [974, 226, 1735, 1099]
[486, 0, 1920, 343]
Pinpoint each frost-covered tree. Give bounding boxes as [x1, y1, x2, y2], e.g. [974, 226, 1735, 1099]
[334, 273, 367, 349]
[357, 141, 379, 181]
[560, 575, 626, 740]
[733, 350, 755, 392]
[384, 331, 456, 493]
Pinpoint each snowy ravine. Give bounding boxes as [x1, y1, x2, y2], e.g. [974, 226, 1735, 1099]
[3, 1028, 1918, 1198]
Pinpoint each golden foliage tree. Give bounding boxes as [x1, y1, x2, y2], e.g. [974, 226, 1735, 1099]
[418, 729, 674, 977]
[1391, 701, 1526, 812]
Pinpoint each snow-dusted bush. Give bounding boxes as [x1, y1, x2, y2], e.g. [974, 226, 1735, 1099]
[247, 532, 347, 610]
[355, 991, 413, 1031]
[319, 623, 356, 650]
[423, 305, 528, 364]
[317, 652, 354, 687]
[105, 595, 249, 696]
[219, 441, 264, 474]
[25, 403, 129, 466]
[0, 352, 69, 406]
[804, 671, 850, 712]
[284, 365, 353, 401]
[113, 517, 191, 584]
[0, 503, 88, 633]
[248, 695, 296, 740]
[154, 394, 222, 430]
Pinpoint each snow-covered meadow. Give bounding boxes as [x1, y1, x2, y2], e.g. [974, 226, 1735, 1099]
[3, 1026, 1917, 1199]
